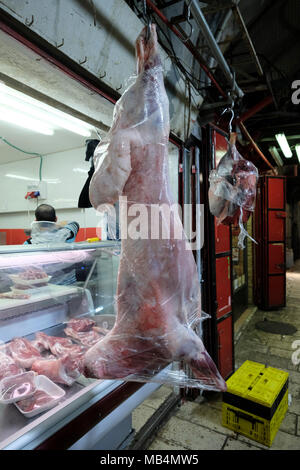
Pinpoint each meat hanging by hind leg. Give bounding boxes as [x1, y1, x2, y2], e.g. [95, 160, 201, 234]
[83, 24, 226, 392]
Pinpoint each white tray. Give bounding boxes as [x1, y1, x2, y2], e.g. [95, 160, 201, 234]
[14, 375, 66, 418]
[0, 371, 37, 404]
[9, 274, 52, 286]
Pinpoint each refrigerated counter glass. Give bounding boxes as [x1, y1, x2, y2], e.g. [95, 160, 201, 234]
[0, 242, 162, 450]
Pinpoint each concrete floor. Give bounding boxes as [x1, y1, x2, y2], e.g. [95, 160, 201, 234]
[131, 261, 300, 450]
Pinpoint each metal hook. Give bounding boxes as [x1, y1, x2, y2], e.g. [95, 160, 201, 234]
[218, 107, 235, 133]
[143, 0, 151, 41]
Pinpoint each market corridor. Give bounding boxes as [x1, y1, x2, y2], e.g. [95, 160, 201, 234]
[131, 261, 300, 450]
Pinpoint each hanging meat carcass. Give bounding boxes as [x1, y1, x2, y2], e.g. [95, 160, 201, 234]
[84, 25, 226, 391]
[209, 133, 258, 248]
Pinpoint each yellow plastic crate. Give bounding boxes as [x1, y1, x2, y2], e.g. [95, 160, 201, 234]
[222, 360, 289, 447]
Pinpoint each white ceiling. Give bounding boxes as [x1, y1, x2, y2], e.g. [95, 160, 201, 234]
[0, 118, 99, 165]
[0, 28, 114, 165]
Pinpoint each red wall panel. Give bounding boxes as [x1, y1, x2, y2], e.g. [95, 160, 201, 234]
[268, 276, 285, 307]
[268, 244, 284, 274]
[217, 316, 233, 379]
[268, 178, 285, 209]
[216, 256, 231, 319]
[268, 212, 286, 241]
[215, 220, 230, 254]
[0, 227, 100, 245]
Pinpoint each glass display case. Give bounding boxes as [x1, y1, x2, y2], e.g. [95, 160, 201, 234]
[0, 241, 161, 450]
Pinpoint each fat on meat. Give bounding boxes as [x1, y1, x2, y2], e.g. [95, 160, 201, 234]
[8, 338, 42, 369]
[84, 25, 226, 391]
[34, 331, 86, 359]
[0, 351, 23, 381]
[66, 318, 95, 332]
[64, 327, 103, 347]
[31, 355, 81, 386]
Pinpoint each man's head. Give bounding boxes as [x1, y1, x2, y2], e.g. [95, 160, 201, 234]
[35, 204, 57, 222]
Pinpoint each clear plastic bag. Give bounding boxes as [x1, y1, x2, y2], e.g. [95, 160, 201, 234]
[209, 134, 258, 248]
[84, 25, 226, 392]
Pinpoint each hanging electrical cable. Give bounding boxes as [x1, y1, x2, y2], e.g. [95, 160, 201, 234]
[0, 136, 44, 181]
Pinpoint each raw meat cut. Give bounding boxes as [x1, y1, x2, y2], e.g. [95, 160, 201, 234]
[31, 355, 81, 386]
[16, 389, 57, 413]
[33, 332, 86, 358]
[0, 292, 30, 300]
[19, 267, 48, 280]
[0, 351, 23, 381]
[8, 338, 42, 369]
[33, 332, 73, 352]
[66, 318, 95, 332]
[84, 25, 226, 391]
[64, 327, 103, 347]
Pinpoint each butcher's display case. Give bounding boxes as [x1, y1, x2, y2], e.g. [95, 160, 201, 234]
[0, 241, 162, 450]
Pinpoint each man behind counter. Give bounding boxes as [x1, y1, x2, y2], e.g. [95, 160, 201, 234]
[24, 204, 79, 245]
[24, 204, 80, 285]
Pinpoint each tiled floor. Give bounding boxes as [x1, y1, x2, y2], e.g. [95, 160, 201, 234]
[132, 261, 300, 450]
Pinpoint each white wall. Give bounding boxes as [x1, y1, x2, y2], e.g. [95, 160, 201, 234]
[0, 142, 180, 232]
[0, 146, 101, 230]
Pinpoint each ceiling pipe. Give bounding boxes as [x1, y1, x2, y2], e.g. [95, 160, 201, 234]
[236, 95, 276, 173]
[145, 0, 228, 98]
[239, 95, 273, 122]
[238, 121, 276, 173]
[186, 0, 244, 99]
[232, 4, 264, 77]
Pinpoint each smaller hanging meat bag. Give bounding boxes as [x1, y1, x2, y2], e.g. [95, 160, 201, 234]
[208, 133, 259, 248]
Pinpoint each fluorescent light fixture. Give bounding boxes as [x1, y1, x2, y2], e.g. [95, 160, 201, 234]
[295, 144, 300, 163]
[269, 146, 283, 166]
[0, 83, 92, 137]
[73, 167, 88, 173]
[5, 174, 39, 181]
[275, 133, 292, 159]
[0, 106, 54, 135]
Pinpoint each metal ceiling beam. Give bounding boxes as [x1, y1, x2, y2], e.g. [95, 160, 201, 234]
[225, 0, 286, 55]
[231, 4, 264, 77]
[237, 95, 276, 173]
[186, 0, 244, 99]
[202, 1, 235, 15]
[145, 0, 228, 98]
[238, 121, 276, 173]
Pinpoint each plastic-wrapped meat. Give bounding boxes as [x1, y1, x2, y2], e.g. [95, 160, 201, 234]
[209, 137, 258, 225]
[83, 25, 226, 391]
[31, 355, 81, 386]
[209, 136, 258, 248]
[0, 351, 23, 381]
[8, 338, 42, 369]
[92, 326, 110, 335]
[66, 318, 95, 332]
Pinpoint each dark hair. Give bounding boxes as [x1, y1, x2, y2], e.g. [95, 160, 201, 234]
[35, 204, 56, 222]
